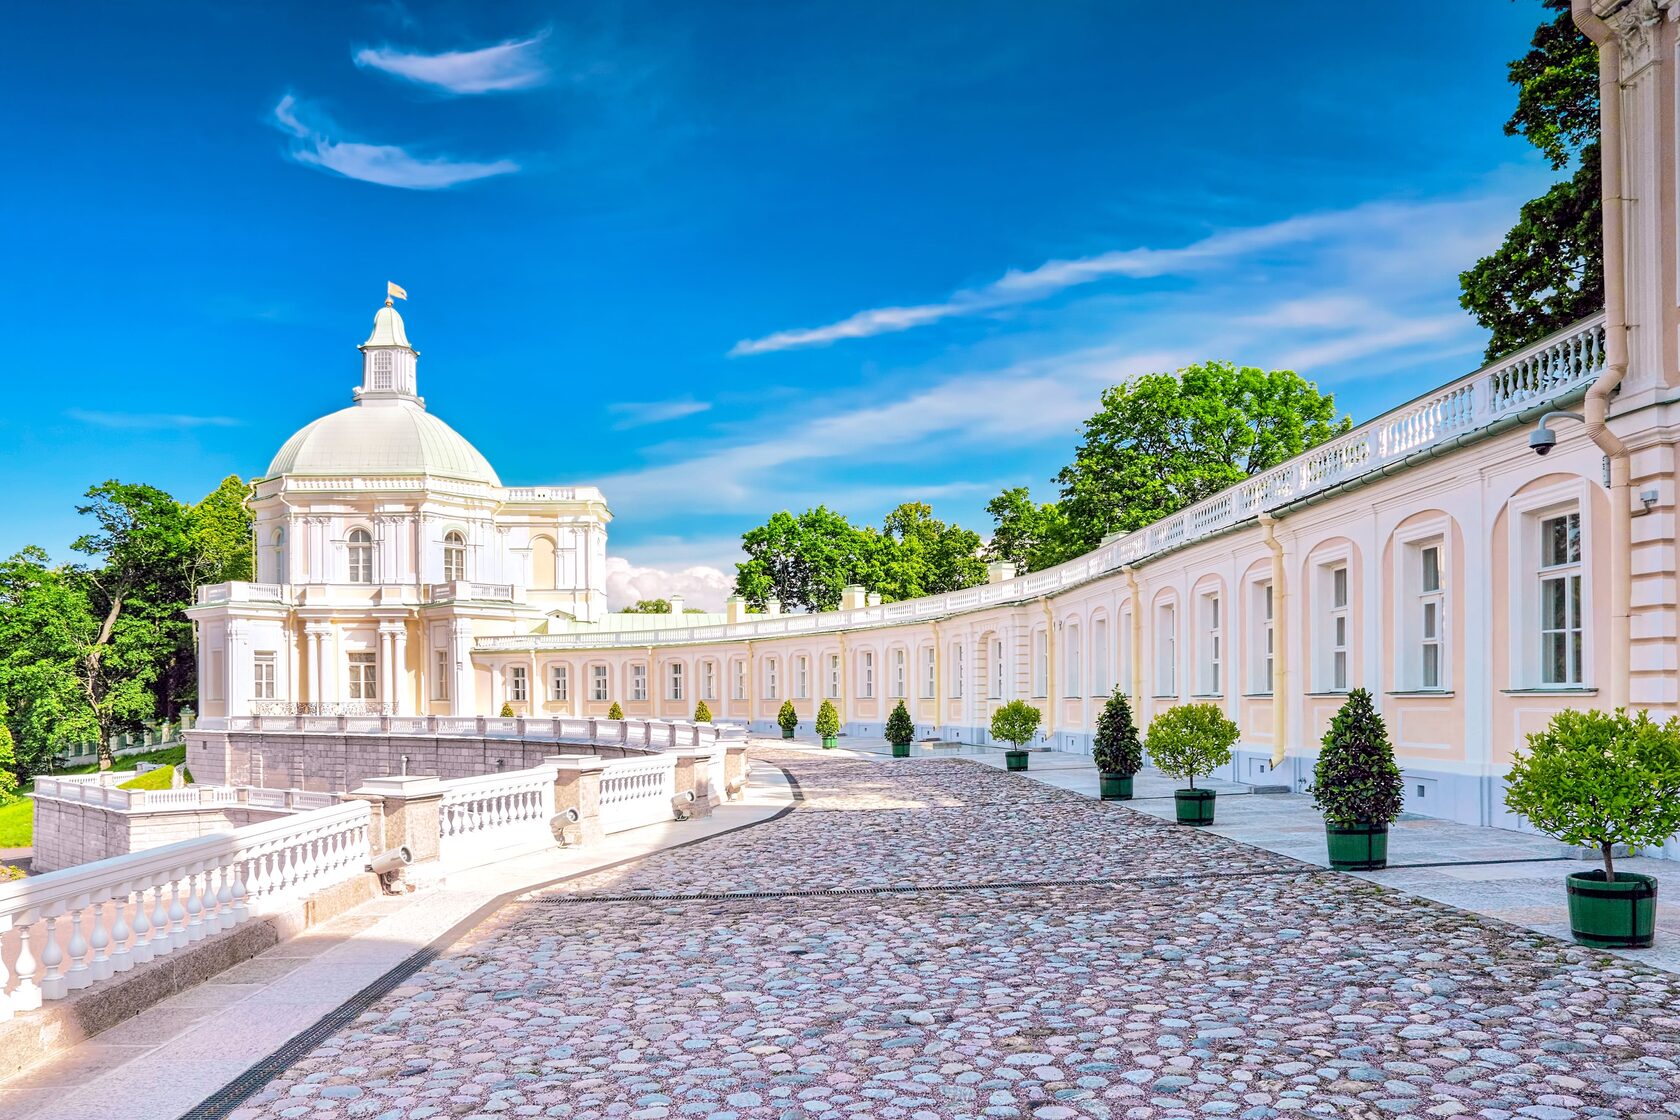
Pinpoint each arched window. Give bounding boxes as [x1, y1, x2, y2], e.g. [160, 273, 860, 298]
[443, 531, 466, 582]
[531, 535, 557, 589]
[270, 528, 286, 583]
[347, 528, 373, 584]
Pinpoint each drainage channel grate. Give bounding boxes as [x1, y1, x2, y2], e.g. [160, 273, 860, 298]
[537, 865, 1326, 905]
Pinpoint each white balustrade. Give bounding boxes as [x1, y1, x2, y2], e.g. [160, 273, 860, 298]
[599, 756, 678, 834]
[0, 800, 370, 1020]
[437, 767, 556, 865]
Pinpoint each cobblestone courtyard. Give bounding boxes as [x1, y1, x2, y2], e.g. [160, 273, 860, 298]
[228, 751, 1680, 1120]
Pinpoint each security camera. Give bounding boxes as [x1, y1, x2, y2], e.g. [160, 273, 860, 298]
[671, 789, 696, 820]
[366, 846, 413, 876]
[1529, 427, 1556, 456]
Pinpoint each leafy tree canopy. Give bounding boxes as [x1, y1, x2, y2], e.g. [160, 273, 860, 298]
[982, 487, 1080, 574]
[1460, 0, 1603, 358]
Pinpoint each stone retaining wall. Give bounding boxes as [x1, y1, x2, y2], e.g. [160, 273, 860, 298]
[32, 800, 292, 874]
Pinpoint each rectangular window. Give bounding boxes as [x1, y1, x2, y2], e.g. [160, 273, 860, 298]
[1092, 618, 1109, 695]
[1539, 511, 1584, 685]
[796, 655, 809, 699]
[703, 660, 717, 701]
[923, 647, 936, 699]
[765, 657, 779, 700]
[348, 652, 377, 700]
[1330, 566, 1349, 691]
[509, 665, 528, 703]
[1031, 630, 1048, 697]
[253, 652, 276, 701]
[551, 664, 569, 702]
[951, 643, 965, 698]
[861, 651, 875, 698]
[991, 638, 1004, 699]
[892, 649, 906, 699]
[1419, 544, 1443, 689]
[827, 654, 840, 699]
[631, 663, 648, 702]
[1198, 594, 1221, 695]
[434, 648, 450, 701]
[732, 659, 746, 701]
[1156, 603, 1176, 696]
[1065, 624, 1081, 696]
[669, 662, 684, 701]
[592, 664, 609, 702]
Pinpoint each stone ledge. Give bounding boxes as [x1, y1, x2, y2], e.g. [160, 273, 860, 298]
[0, 872, 379, 1082]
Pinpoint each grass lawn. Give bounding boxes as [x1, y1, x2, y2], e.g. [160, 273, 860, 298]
[0, 798, 33, 849]
[0, 745, 197, 854]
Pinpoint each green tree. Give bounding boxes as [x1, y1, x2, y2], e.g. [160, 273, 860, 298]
[192, 475, 254, 585]
[778, 700, 799, 735]
[815, 699, 841, 739]
[0, 701, 22, 802]
[1308, 689, 1404, 827]
[622, 599, 672, 614]
[693, 700, 712, 723]
[984, 487, 1079, 574]
[875, 502, 986, 601]
[1145, 703, 1239, 789]
[886, 700, 915, 747]
[990, 700, 1042, 750]
[607, 701, 625, 720]
[734, 506, 879, 612]
[0, 548, 102, 773]
[1092, 688, 1143, 777]
[1055, 362, 1349, 551]
[1459, 0, 1602, 359]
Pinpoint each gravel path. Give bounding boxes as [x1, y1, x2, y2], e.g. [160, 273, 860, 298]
[227, 750, 1680, 1120]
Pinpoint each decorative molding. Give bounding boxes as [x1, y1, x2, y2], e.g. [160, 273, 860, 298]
[1609, 0, 1674, 72]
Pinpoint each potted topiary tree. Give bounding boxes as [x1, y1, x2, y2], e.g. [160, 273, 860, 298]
[991, 700, 1042, 772]
[1504, 708, 1680, 948]
[693, 699, 712, 723]
[1146, 703, 1239, 825]
[607, 701, 624, 721]
[886, 700, 915, 758]
[500, 702, 515, 718]
[815, 700, 840, 748]
[1092, 688, 1143, 800]
[1309, 689, 1405, 869]
[778, 700, 799, 740]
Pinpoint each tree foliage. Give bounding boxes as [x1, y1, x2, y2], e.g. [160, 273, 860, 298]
[607, 701, 625, 720]
[778, 700, 799, 734]
[733, 502, 984, 612]
[983, 487, 1080, 574]
[621, 598, 674, 614]
[0, 703, 19, 803]
[1092, 688, 1142, 777]
[990, 700, 1042, 750]
[1054, 362, 1350, 551]
[886, 700, 915, 747]
[815, 699, 840, 738]
[1308, 689, 1404, 827]
[1460, 0, 1603, 359]
[1504, 708, 1680, 880]
[693, 699, 712, 723]
[1145, 703, 1238, 789]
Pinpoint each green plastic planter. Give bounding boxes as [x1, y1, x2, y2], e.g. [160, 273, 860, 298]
[781, 729, 795, 739]
[821, 735, 838, 749]
[1099, 772, 1134, 801]
[891, 743, 911, 758]
[1174, 788, 1217, 826]
[1325, 823, 1390, 870]
[1004, 750, 1030, 772]
[1566, 870, 1657, 948]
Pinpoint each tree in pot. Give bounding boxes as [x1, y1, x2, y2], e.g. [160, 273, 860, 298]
[1308, 689, 1404, 870]
[607, 701, 624, 720]
[1145, 703, 1238, 825]
[777, 700, 799, 739]
[991, 701, 1042, 772]
[1504, 708, 1680, 948]
[1092, 688, 1143, 801]
[886, 700, 915, 758]
[693, 700, 712, 723]
[815, 700, 841, 748]
[500, 702, 515, 718]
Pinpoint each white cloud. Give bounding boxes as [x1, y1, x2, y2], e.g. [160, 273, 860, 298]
[67, 410, 242, 430]
[353, 33, 550, 95]
[728, 198, 1500, 357]
[605, 555, 735, 611]
[272, 94, 518, 190]
[607, 398, 712, 429]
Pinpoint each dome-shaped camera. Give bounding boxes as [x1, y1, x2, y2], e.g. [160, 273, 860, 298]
[1529, 426, 1557, 456]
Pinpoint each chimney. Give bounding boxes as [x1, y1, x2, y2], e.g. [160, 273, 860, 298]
[866, 591, 882, 607]
[766, 597, 782, 617]
[725, 595, 747, 624]
[668, 594, 686, 615]
[840, 585, 867, 611]
[986, 560, 1017, 584]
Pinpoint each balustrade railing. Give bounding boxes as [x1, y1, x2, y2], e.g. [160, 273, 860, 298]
[437, 767, 556, 865]
[217, 714, 746, 751]
[599, 756, 677, 834]
[0, 801, 370, 1020]
[472, 314, 1606, 651]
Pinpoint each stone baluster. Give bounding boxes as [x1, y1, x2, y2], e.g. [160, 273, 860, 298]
[168, 879, 188, 950]
[13, 913, 40, 1012]
[184, 865, 205, 942]
[148, 882, 170, 959]
[230, 856, 250, 925]
[39, 909, 65, 1000]
[88, 894, 112, 982]
[109, 884, 134, 974]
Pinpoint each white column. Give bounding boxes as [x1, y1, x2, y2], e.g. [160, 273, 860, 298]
[451, 619, 474, 716]
[392, 626, 409, 715]
[225, 621, 247, 716]
[304, 627, 321, 709]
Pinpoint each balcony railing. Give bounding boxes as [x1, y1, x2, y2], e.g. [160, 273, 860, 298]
[426, 581, 515, 603]
[212, 713, 747, 750]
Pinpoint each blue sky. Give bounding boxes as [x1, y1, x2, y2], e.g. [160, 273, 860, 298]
[0, 1, 1560, 607]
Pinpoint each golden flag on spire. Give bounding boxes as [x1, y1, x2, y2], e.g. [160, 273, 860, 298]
[387, 281, 408, 301]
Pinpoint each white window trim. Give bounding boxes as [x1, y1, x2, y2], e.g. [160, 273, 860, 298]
[1307, 543, 1355, 693]
[1064, 623, 1082, 697]
[591, 663, 610, 702]
[1506, 480, 1594, 690]
[1090, 614, 1110, 696]
[1194, 589, 1221, 697]
[1392, 517, 1453, 692]
[550, 663, 569, 702]
[1031, 629, 1048, 698]
[990, 637, 1005, 700]
[630, 663, 648, 702]
[1154, 599, 1178, 698]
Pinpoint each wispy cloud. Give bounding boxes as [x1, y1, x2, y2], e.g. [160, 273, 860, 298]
[607, 398, 712, 430]
[353, 32, 550, 95]
[272, 94, 518, 190]
[728, 200, 1485, 357]
[68, 410, 242, 430]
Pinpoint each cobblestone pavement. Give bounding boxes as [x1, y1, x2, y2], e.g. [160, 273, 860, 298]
[229, 751, 1680, 1120]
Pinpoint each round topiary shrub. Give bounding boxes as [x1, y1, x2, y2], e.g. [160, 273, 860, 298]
[1092, 688, 1143, 777]
[990, 701, 1042, 749]
[1309, 689, 1404, 827]
[607, 701, 625, 720]
[886, 700, 915, 747]
[1145, 703, 1238, 789]
[693, 700, 713, 723]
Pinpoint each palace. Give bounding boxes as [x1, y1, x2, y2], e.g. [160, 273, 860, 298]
[190, 0, 1680, 839]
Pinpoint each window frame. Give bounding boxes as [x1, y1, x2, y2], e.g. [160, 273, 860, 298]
[1507, 482, 1593, 690]
[347, 527, 374, 584]
[347, 651, 378, 700]
[551, 663, 569, 702]
[1392, 518, 1452, 692]
[253, 651, 277, 701]
[1154, 598, 1178, 697]
[509, 664, 528, 704]
[443, 530, 467, 582]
